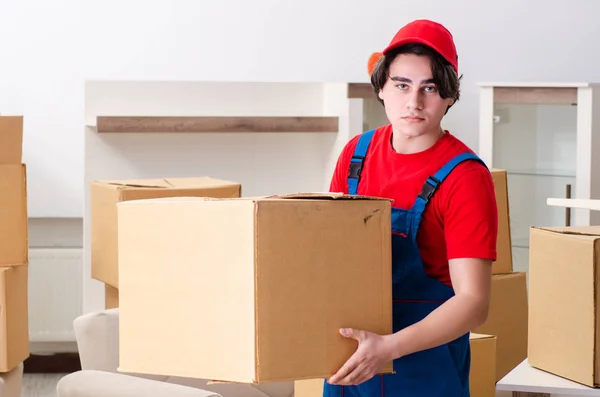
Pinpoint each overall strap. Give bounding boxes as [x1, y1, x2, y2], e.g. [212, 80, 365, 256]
[347, 129, 376, 195]
[412, 152, 487, 214]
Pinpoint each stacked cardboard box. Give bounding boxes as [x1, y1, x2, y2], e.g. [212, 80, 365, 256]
[90, 177, 243, 307]
[0, 116, 30, 373]
[115, 193, 395, 382]
[472, 170, 529, 382]
[294, 333, 497, 397]
[527, 226, 600, 387]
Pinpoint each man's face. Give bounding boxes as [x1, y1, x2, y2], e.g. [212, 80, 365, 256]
[378, 53, 454, 138]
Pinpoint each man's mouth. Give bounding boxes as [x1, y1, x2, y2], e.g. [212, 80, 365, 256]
[402, 115, 425, 121]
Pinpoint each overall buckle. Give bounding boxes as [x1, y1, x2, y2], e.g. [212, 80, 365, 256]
[418, 176, 440, 202]
[348, 156, 365, 179]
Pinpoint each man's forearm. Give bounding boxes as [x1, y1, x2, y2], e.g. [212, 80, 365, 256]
[388, 294, 489, 359]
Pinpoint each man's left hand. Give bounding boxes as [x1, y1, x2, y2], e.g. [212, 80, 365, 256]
[327, 328, 395, 386]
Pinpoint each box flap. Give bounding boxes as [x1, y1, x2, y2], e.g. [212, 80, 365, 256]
[0, 116, 23, 165]
[470, 333, 496, 341]
[533, 226, 600, 237]
[115, 192, 393, 208]
[266, 192, 391, 201]
[96, 177, 239, 190]
[116, 196, 234, 206]
[106, 180, 169, 188]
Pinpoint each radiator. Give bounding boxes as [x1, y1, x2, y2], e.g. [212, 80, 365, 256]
[28, 248, 83, 342]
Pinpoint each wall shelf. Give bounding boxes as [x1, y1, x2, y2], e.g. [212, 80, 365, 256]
[350, 82, 579, 104]
[347, 83, 376, 99]
[493, 87, 578, 105]
[89, 116, 339, 133]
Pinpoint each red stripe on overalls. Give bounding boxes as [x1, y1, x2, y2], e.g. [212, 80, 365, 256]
[393, 299, 446, 303]
[392, 232, 407, 238]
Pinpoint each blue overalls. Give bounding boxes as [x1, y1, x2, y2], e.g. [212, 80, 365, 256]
[323, 129, 486, 397]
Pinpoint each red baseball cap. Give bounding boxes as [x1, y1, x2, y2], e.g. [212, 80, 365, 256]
[381, 19, 458, 72]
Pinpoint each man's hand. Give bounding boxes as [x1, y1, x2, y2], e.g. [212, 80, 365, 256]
[327, 328, 395, 386]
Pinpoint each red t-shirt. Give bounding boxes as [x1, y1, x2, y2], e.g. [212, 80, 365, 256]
[329, 125, 498, 287]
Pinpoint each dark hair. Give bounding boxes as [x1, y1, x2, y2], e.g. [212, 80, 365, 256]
[370, 43, 462, 114]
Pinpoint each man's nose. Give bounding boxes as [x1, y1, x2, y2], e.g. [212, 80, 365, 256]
[406, 90, 424, 110]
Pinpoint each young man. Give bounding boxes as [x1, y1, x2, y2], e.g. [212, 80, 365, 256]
[324, 20, 498, 397]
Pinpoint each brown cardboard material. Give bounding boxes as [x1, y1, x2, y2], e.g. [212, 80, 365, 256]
[293, 378, 325, 397]
[293, 333, 497, 397]
[0, 265, 29, 372]
[105, 284, 119, 309]
[91, 176, 242, 288]
[473, 272, 528, 381]
[469, 333, 497, 397]
[0, 116, 23, 165]
[0, 165, 28, 267]
[117, 193, 394, 383]
[491, 169, 513, 274]
[528, 226, 600, 387]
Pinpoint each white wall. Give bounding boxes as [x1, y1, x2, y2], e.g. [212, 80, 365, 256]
[0, 0, 83, 218]
[2, 0, 600, 312]
[5, 0, 600, 217]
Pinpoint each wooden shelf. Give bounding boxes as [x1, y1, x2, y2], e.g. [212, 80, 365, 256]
[348, 83, 376, 99]
[92, 116, 339, 133]
[493, 87, 578, 105]
[350, 83, 578, 104]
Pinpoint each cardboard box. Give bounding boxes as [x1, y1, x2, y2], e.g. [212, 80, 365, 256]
[0, 165, 28, 267]
[0, 116, 23, 165]
[469, 333, 497, 397]
[0, 265, 29, 372]
[473, 272, 528, 381]
[294, 378, 324, 397]
[294, 333, 497, 397]
[528, 226, 600, 387]
[105, 284, 119, 309]
[91, 176, 242, 288]
[491, 169, 512, 275]
[117, 193, 394, 383]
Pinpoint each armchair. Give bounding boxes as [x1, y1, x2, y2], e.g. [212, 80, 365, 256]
[56, 309, 295, 397]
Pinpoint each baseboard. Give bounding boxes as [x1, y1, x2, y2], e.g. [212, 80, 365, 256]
[30, 341, 79, 354]
[23, 353, 81, 373]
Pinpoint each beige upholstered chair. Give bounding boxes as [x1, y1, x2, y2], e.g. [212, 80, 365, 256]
[57, 309, 295, 397]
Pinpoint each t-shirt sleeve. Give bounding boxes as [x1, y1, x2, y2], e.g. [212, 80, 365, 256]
[328, 136, 360, 194]
[441, 164, 499, 261]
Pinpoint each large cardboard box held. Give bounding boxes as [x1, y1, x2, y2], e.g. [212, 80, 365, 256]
[0, 116, 23, 165]
[528, 226, 600, 387]
[0, 265, 29, 372]
[491, 169, 512, 275]
[117, 193, 394, 383]
[473, 272, 528, 381]
[91, 177, 242, 288]
[0, 165, 28, 267]
[294, 333, 497, 397]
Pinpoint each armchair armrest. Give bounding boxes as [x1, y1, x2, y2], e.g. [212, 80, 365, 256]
[56, 370, 223, 397]
[73, 309, 120, 372]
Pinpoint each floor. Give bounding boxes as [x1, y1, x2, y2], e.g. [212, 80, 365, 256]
[13, 375, 539, 397]
[21, 373, 65, 397]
